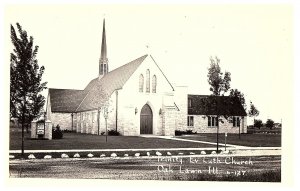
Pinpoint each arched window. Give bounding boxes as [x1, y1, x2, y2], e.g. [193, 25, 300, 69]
[146, 69, 150, 93]
[152, 75, 157, 93]
[139, 74, 144, 92]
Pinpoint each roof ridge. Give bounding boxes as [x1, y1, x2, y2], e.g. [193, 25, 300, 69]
[149, 55, 174, 91]
[75, 78, 100, 112]
[109, 54, 148, 73]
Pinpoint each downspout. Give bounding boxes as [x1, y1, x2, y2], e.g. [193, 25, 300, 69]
[71, 113, 74, 132]
[97, 108, 100, 135]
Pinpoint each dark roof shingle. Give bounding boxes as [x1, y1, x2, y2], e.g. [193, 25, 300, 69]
[48, 88, 86, 113]
[75, 54, 148, 112]
[188, 95, 247, 116]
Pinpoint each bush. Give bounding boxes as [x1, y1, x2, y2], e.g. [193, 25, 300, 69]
[175, 130, 197, 136]
[254, 119, 263, 129]
[62, 129, 75, 133]
[52, 125, 63, 139]
[108, 130, 120, 136]
[266, 119, 275, 129]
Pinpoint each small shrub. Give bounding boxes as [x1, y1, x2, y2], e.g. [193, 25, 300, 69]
[101, 131, 105, 135]
[186, 130, 197, 134]
[108, 130, 120, 136]
[62, 129, 75, 133]
[175, 130, 184, 136]
[52, 125, 63, 139]
[175, 130, 197, 136]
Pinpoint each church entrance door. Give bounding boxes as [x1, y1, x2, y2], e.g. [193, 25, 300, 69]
[140, 104, 153, 134]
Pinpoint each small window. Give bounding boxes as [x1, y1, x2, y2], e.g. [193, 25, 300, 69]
[139, 74, 144, 92]
[187, 116, 194, 127]
[100, 64, 103, 74]
[146, 69, 150, 93]
[103, 64, 107, 74]
[208, 116, 218, 127]
[188, 98, 192, 108]
[233, 116, 240, 127]
[152, 75, 157, 93]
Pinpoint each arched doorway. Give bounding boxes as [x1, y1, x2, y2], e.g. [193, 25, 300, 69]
[140, 104, 153, 134]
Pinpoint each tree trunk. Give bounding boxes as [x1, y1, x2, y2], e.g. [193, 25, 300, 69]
[216, 125, 219, 153]
[216, 116, 219, 153]
[21, 120, 24, 157]
[21, 95, 26, 157]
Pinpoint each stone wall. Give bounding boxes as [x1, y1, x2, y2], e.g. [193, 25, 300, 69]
[174, 86, 188, 131]
[186, 115, 247, 134]
[163, 107, 176, 136]
[50, 112, 74, 131]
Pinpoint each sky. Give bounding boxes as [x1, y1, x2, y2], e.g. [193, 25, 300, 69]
[4, 4, 293, 124]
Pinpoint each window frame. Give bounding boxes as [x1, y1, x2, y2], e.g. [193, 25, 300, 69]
[152, 75, 157, 93]
[208, 116, 218, 128]
[187, 116, 194, 127]
[146, 69, 150, 93]
[232, 116, 240, 127]
[139, 74, 144, 92]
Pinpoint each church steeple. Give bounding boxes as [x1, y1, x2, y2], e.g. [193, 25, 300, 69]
[99, 19, 108, 79]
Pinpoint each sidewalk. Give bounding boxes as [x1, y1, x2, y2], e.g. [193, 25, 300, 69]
[141, 135, 250, 149]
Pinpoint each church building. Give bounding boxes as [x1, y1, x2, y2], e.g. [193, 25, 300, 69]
[46, 20, 247, 136]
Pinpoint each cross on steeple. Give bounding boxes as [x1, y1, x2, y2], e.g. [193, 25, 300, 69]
[99, 19, 108, 79]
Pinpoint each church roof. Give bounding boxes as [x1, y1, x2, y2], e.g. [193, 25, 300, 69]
[188, 95, 247, 116]
[48, 88, 86, 113]
[48, 54, 172, 113]
[75, 54, 148, 112]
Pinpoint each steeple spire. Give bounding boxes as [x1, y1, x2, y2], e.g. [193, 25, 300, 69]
[99, 18, 108, 79]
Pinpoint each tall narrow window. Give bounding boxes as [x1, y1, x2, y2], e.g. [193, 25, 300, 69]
[152, 75, 157, 93]
[146, 69, 150, 93]
[139, 74, 144, 92]
[233, 116, 240, 127]
[208, 116, 218, 127]
[103, 64, 106, 74]
[187, 116, 194, 127]
[100, 64, 103, 74]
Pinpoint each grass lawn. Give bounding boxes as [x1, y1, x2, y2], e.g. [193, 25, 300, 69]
[178, 133, 281, 147]
[9, 130, 217, 150]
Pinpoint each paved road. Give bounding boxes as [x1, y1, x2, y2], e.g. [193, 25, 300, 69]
[9, 155, 281, 181]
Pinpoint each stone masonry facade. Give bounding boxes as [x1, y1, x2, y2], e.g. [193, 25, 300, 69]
[187, 115, 247, 134]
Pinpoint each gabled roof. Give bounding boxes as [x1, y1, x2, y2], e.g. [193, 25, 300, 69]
[75, 54, 148, 112]
[188, 95, 247, 116]
[48, 88, 86, 113]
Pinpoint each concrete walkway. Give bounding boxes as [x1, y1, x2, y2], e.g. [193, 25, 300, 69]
[140, 135, 250, 149]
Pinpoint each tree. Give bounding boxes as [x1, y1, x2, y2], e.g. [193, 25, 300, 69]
[10, 23, 47, 156]
[254, 119, 263, 129]
[207, 56, 231, 96]
[229, 89, 246, 110]
[229, 89, 246, 139]
[248, 101, 259, 126]
[266, 119, 275, 129]
[203, 56, 231, 152]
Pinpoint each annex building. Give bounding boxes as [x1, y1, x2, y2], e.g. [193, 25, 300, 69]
[46, 20, 247, 136]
